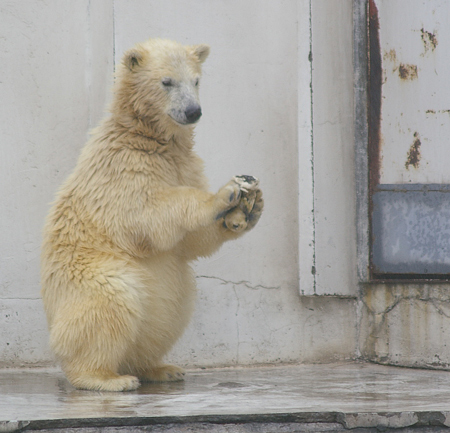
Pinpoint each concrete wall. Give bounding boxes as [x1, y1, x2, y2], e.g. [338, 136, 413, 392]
[0, 0, 357, 367]
[0, 1, 114, 365]
[359, 284, 450, 369]
[355, 0, 450, 371]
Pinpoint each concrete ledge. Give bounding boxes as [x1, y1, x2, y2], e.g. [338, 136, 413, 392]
[2, 362, 450, 432]
[4, 412, 450, 433]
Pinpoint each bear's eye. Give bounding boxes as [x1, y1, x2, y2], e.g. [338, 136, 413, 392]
[162, 78, 174, 87]
[194, 78, 199, 87]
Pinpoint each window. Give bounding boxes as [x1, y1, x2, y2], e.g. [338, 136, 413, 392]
[355, 0, 450, 281]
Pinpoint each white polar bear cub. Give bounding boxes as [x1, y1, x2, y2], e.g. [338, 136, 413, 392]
[41, 38, 263, 391]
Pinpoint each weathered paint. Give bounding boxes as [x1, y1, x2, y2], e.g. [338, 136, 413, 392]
[368, 0, 382, 193]
[398, 63, 418, 80]
[405, 132, 421, 169]
[354, 0, 370, 282]
[355, 0, 450, 368]
[360, 284, 450, 370]
[376, 0, 450, 184]
[367, 0, 450, 279]
[367, 0, 382, 279]
[420, 28, 438, 53]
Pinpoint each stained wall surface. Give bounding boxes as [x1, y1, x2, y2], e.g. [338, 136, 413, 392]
[375, 0, 450, 185]
[358, 0, 450, 370]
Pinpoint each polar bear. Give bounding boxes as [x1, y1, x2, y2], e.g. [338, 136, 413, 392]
[41, 38, 263, 391]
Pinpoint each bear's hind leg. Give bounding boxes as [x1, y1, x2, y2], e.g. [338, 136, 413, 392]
[140, 364, 186, 383]
[57, 320, 141, 391]
[49, 279, 142, 391]
[56, 319, 141, 391]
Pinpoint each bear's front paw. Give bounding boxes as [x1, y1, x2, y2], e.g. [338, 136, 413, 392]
[246, 189, 264, 230]
[224, 188, 264, 233]
[224, 207, 247, 232]
[215, 180, 242, 218]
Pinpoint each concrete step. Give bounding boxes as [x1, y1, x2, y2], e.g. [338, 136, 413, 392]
[2, 362, 450, 432]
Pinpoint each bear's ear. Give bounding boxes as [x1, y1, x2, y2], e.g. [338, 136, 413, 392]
[123, 48, 145, 71]
[192, 44, 210, 64]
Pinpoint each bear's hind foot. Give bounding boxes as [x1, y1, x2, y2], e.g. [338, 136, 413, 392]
[69, 371, 140, 392]
[140, 364, 185, 382]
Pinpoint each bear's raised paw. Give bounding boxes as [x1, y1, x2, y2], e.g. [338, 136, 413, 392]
[224, 177, 263, 232]
[215, 180, 242, 218]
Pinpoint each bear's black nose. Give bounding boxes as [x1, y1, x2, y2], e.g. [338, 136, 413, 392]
[185, 105, 202, 124]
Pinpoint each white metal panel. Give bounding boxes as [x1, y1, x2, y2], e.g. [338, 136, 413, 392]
[298, 0, 315, 295]
[311, 0, 357, 295]
[377, 0, 450, 184]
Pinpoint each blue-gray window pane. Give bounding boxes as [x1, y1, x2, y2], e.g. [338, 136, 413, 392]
[372, 184, 450, 275]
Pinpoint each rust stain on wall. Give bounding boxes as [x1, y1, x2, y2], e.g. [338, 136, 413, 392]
[368, 0, 382, 279]
[421, 28, 438, 53]
[405, 132, 421, 169]
[368, 0, 382, 191]
[398, 63, 418, 80]
[383, 49, 397, 62]
[425, 109, 450, 115]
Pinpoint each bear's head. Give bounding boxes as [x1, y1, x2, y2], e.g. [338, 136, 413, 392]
[114, 38, 210, 133]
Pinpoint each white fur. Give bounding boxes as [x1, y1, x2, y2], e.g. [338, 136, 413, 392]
[41, 38, 263, 391]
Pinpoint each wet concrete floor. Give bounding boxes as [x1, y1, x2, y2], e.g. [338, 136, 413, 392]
[1, 362, 450, 431]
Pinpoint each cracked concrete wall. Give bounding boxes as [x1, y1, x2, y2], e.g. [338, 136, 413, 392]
[353, 1, 450, 372]
[359, 284, 450, 369]
[170, 279, 357, 366]
[0, 0, 358, 367]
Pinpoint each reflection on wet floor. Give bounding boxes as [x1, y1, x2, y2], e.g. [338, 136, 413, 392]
[2, 362, 450, 425]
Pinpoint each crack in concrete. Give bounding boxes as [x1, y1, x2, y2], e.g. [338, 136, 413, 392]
[362, 294, 450, 318]
[429, 298, 450, 319]
[360, 291, 450, 363]
[361, 293, 450, 345]
[196, 275, 280, 291]
[196, 276, 280, 364]
[361, 296, 450, 318]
